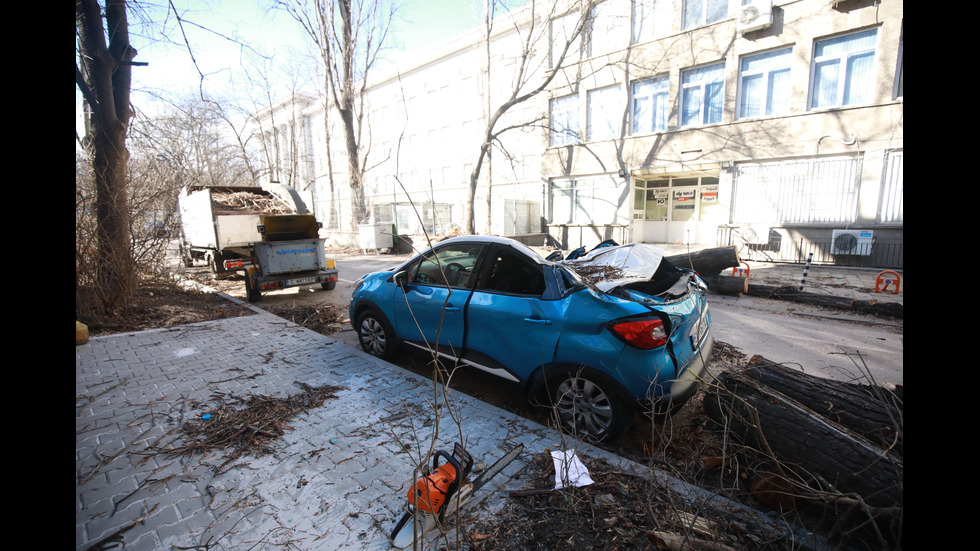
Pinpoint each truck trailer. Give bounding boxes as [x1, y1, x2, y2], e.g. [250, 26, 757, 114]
[178, 183, 338, 302]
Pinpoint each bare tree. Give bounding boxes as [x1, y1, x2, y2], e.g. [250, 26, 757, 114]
[277, 0, 396, 230]
[76, 0, 141, 314]
[464, 0, 595, 235]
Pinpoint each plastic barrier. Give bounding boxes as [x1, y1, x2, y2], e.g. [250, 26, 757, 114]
[732, 262, 750, 279]
[874, 270, 901, 294]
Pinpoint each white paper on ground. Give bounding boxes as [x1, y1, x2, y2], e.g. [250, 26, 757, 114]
[551, 450, 594, 490]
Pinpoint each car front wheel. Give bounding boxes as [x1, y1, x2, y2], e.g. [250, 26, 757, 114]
[552, 373, 629, 442]
[356, 309, 398, 361]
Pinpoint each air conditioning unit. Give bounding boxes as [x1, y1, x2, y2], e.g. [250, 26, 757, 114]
[737, 0, 774, 34]
[740, 225, 772, 244]
[831, 229, 874, 256]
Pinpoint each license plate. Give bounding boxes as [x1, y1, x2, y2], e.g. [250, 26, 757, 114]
[287, 276, 317, 286]
[691, 305, 709, 349]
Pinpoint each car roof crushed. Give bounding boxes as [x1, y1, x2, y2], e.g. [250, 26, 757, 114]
[559, 243, 665, 293]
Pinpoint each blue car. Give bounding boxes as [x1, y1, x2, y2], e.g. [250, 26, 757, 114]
[348, 236, 713, 442]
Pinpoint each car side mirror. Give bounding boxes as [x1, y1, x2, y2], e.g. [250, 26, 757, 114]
[393, 270, 408, 291]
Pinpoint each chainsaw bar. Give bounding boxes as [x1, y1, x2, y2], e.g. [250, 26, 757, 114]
[389, 443, 524, 548]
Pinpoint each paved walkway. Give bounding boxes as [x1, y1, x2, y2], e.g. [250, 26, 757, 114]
[81, 311, 782, 551]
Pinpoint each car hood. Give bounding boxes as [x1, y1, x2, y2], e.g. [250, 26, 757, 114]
[560, 243, 666, 292]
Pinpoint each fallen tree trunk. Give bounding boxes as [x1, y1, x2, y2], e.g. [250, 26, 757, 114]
[666, 247, 741, 277]
[746, 284, 903, 319]
[704, 356, 903, 509]
[702, 274, 749, 296]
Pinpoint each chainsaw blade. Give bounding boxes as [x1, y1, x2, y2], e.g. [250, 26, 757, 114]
[471, 443, 524, 493]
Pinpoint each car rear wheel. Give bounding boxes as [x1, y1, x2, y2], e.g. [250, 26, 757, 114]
[356, 309, 398, 361]
[552, 373, 629, 442]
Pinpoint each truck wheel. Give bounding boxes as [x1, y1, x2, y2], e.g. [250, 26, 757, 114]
[321, 280, 337, 291]
[206, 251, 224, 278]
[245, 272, 261, 302]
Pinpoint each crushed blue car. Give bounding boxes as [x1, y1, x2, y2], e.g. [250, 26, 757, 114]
[348, 235, 713, 442]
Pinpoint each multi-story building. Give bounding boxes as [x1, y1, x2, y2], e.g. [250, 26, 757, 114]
[256, 0, 903, 267]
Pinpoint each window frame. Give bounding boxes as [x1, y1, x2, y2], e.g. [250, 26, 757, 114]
[737, 46, 793, 120]
[587, 84, 624, 141]
[680, 62, 726, 127]
[809, 28, 879, 110]
[630, 75, 670, 135]
[550, 94, 580, 147]
[682, 0, 728, 31]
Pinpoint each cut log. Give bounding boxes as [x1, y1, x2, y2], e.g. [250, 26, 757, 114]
[702, 275, 749, 296]
[746, 284, 903, 319]
[665, 246, 741, 277]
[704, 356, 903, 508]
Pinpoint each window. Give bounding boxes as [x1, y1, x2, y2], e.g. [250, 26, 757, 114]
[631, 76, 670, 134]
[810, 28, 878, 109]
[878, 150, 903, 224]
[410, 243, 485, 288]
[738, 47, 792, 119]
[550, 94, 580, 146]
[589, 1, 621, 56]
[482, 247, 545, 296]
[681, 63, 725, 126]
[894, 26, 903, 99]
[683, 0, 727, 30]
[551, 12, 582, 68]
[588, 85, 624, 141]
[552, 176, 625, 225]
[632, 0, 672, 44]
[733, 156, 863, 224]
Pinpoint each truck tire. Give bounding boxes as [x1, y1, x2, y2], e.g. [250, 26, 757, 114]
[321, 280, 337, 291]
[206, 251, 224, 278]
[245, 270, 261, 302]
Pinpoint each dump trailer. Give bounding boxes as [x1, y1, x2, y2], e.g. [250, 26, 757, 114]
[178, 184, 338, 301]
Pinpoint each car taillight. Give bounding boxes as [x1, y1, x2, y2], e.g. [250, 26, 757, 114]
[611, 319, 668, 349]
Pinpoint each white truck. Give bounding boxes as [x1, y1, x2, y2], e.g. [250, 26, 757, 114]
[178, 183, 339, 302]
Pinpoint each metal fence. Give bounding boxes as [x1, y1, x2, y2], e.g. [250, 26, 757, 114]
[723, 229, 903, 270]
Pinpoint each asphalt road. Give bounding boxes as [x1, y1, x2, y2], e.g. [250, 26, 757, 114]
[199, 250, 902, 387]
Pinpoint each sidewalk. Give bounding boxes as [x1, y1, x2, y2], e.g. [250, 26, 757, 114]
[79, 311, 785, 551]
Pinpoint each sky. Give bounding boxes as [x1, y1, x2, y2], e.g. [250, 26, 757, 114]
[125, 0, 489, 108]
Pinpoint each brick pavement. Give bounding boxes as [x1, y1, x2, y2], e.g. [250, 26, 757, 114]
[76, 311, 663, 551]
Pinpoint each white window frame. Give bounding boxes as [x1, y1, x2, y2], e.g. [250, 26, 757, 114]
[733, 156, 863, 225]
[550, 94, 580, 146]
[878, 150, 903, 224]
[551, 12, 583, 68]
[588, 85, 624, 141]
[681, 62, 725, 127]
[632, 0, 672, 45]
[682, 0, 728, 30]
[631, 75, 670, 134]
[589, 1, 621, 57]
[737, 47, 793, 119]
[809, 28, 878, 110]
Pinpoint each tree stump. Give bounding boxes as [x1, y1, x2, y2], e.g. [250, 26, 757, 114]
[704, 356, 903, 509]
[702, 274, 749, 296]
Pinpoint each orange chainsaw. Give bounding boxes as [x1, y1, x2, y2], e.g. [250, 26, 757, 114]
[389, 442, 524, 548]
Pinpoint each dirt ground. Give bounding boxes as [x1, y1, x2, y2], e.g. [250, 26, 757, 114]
[80, 269, 892, 550]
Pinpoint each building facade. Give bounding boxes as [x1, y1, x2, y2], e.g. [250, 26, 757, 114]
[256, 0, 903, 267]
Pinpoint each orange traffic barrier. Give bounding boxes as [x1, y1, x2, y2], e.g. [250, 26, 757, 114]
[732, 262, 750, 279]
[874, 270, 901, 294]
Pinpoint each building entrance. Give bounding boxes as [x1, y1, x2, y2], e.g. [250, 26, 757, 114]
[631, 175, 720, 244]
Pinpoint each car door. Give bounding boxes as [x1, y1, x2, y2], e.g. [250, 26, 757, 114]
[391, 242, 485, 357]
[460, 245, 562, 383]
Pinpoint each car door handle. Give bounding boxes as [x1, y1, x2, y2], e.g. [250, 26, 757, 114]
[444, 305, 460, 312]
[523, 318, 552, 325]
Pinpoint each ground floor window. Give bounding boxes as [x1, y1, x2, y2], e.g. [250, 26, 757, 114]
[878, 150, 903, 224]
[551, 176, 626, 225]
[733, 155, 862, 225]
